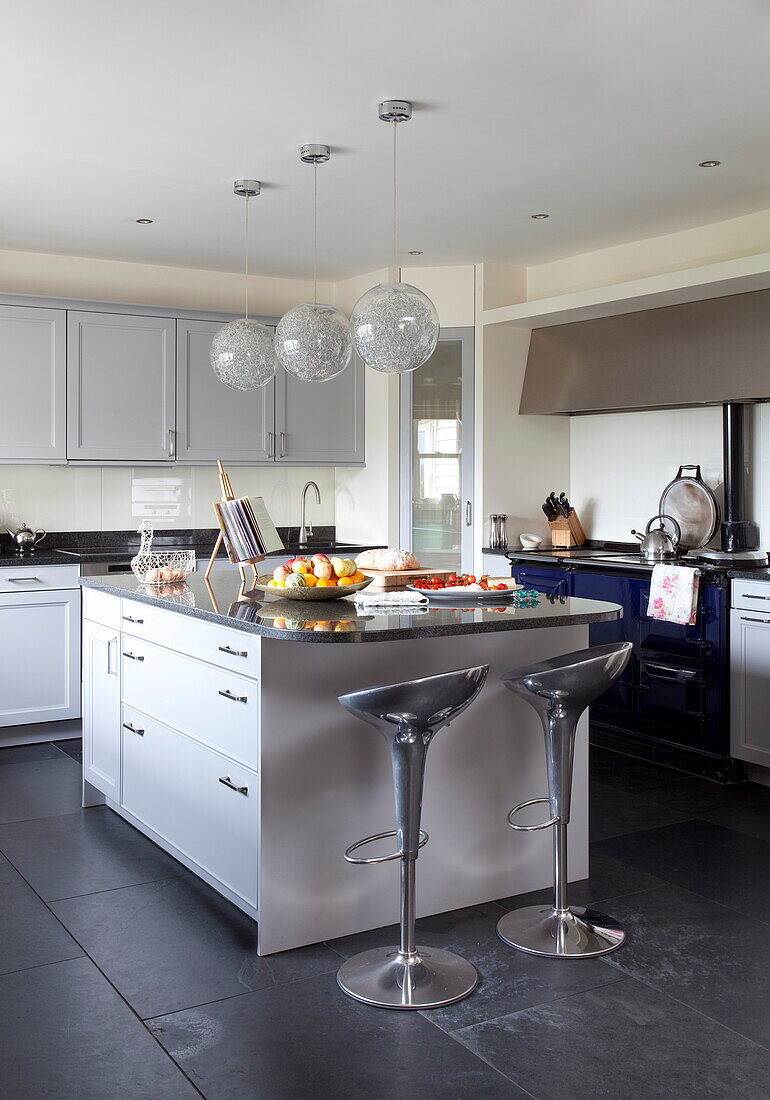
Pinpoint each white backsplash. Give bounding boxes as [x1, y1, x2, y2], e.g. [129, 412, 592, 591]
[0, 465, 336, 533]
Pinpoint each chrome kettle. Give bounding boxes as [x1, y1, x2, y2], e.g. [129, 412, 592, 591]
[632, 514, 681, 561]
[6, 523, 46, 555]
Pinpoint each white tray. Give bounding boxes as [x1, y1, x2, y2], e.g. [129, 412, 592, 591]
[406, 583, 523, 601]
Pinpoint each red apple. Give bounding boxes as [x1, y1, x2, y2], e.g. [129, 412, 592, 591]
[311, 553, 330, 565]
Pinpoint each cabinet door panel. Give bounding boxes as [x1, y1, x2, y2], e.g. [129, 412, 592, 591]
[730, 609, 770, 766]
[274, 352, 364, 464]
[67, 312, 175, 461]
[0, 589, 81, 726]
[176, 319, 274, 463]
[82, 619, 121, 798]
[0, 305, 66, 462]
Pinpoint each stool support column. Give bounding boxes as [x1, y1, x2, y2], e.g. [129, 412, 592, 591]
[400, 857, 417, 957]
[553, 822, 569, 915]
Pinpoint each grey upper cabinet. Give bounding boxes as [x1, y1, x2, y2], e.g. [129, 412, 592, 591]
[274, 352, 364, 465]
[175, 319, 274, 463]
[0, 305, 66, 463]
[67, 311, 176, 462]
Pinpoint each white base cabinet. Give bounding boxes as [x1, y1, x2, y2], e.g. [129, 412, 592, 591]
[0, 585, 81, 727]
[82, 619, 121, 799]
[731, 578, 770, 766]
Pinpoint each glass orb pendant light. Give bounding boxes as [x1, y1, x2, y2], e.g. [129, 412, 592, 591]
[350, 100, 439, 374]
[275, 146, 351, 383]
[211, 180, 278, 390]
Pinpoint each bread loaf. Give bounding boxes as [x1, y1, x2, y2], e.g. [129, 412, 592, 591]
[354, 548, 420, 571]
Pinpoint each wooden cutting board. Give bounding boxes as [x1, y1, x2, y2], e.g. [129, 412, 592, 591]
[358, 567, 455, 590]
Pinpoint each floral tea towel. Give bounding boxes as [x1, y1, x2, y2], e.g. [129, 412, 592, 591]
[648, 564, 700, 626]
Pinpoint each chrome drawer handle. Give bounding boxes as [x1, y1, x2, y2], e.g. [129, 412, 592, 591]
[123, 615, 144, 624]
[219, 689, 247, 703]
[123, 722, 144, 736]
[742, 594, 770, 601]
[218, 645, 248, 658]
[123, 651, 145, 661]
[6, 576, 42, 583]
[741, 616, 770, 624]
[219, 776, 248, 795]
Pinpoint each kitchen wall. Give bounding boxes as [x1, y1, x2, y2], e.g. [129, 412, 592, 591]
[0, 464, 336, 534]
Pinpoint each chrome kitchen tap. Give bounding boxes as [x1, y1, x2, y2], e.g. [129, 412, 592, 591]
[299, 481, 321, 546]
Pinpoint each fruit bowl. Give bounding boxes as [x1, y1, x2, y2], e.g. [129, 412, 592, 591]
[252, 575, 373, 600]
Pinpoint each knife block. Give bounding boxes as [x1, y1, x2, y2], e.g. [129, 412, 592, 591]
[549, 511, 586, 548]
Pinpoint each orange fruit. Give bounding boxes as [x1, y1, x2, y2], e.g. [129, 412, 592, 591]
[348, 571, 365, 584]
[303, 573, 318, 587]
[316, 577, 335, 587]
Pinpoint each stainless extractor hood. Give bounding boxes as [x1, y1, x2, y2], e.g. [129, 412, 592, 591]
[520, 288, 770, 415]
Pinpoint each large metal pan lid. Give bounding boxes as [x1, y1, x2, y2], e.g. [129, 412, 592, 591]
[659, 464, 720, 550]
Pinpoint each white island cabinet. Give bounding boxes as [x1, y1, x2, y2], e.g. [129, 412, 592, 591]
[81, 573, 621, 956]
[731, 578, 770, 766]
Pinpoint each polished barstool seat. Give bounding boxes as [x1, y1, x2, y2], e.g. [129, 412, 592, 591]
[337, 664, 488, 1010]
[498, 641, 633, 959]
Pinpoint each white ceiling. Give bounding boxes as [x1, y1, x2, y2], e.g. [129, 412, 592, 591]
[2, 0, 770, 281]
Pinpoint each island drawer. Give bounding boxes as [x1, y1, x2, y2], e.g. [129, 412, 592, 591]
[731, 580, 770, 614]
[0, 564, 80, 592]
[120, 598, 260, 678]
[121, 638, 258, 769]
[121, 705, 258, 909]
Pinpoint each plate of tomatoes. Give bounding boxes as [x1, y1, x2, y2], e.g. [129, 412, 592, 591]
[407, 574, 523, 600]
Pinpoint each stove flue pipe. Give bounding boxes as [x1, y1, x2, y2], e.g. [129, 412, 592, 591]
[721, 402, 759, 552]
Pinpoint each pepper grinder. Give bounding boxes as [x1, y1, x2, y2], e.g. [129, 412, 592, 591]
[488, 514, 508, 550]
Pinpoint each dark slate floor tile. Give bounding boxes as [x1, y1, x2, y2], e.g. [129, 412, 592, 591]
[602, 883, 770, 1049]
[0, 757, 82, 824]
[0, 957, 197, 1098]
[590, 746, 693, 792]
[0, 742, 64, 766]
[590, 779, 691, 841]
[328, 902, 622, 1031]
[595, 818, 770, 922]
[52, 874, 340, 1018]
[149, 970, 524, 1100]
[703, 803, 770, 845]
[496, 850, 665, 911]
[52, 737, 83, 762]
[455, 977, 770, 1100]
[0, 807, 185, 900]
[0, 851, 21, 886]
[0, 880, 82, 975]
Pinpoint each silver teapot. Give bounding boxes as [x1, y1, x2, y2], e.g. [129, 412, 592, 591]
[632, 514, 681, 562]
[6, 523, 46, 555]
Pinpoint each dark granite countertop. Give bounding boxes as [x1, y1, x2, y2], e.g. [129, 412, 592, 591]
[727, 568, 770, 580]
[80, 572, 622, 643]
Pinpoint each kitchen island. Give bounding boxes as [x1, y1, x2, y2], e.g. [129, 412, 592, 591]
[80, 572, 621, 954]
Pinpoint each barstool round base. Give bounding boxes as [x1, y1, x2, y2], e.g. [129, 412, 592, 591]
[337, 945, 478, 1010]
[497, 904, 625, 958]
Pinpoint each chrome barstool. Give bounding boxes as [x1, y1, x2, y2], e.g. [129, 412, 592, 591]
[498, 641, 633, 959]
[337, 664, 488, 1010]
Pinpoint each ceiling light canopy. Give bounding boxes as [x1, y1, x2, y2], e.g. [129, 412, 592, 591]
[274, 146, 351, 383]
[350, 100, 439, 375]
[210, 180, 278, 390]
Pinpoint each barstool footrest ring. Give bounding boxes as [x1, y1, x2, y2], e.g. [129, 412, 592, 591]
[506, 797, 560, 832]
[344, 829, 429, 864]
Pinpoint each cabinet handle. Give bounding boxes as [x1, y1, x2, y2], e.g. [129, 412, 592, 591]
[465, 500, 472, 527]
[267, 431, 275, 459]
[219, 776, 248, 795]
[641, 660, 699, 682]
[741, 594, 770, 601]
[123, 651, 145, 661]
[279, 431, 286, 458]
[123, 722, 144, 736]
[123, 615, 144, 624]
[218, 645, 248, 658]
[167, 428, 177, 459]
[107, 636, 118, 676]
[6, 576, 42, 583]
[219, 689, 247, 703]
[741, 615, 770, 624]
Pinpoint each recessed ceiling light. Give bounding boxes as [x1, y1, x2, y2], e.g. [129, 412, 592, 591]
[408, 250, 423, 256]
[698, 160, 721, 168]
[531, 213, 550, 220]
[135, 218, 154, 224]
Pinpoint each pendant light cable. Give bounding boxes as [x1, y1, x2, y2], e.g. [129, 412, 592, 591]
[313, 162, 318, 308]
[392, 120, 399, 282]
[244, 194, 250, 321]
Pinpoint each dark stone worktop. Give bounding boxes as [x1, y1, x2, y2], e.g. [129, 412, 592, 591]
[80, 571, 621, 643]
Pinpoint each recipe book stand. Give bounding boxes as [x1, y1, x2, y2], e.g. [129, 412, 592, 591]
[204, 461, 265, 585]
